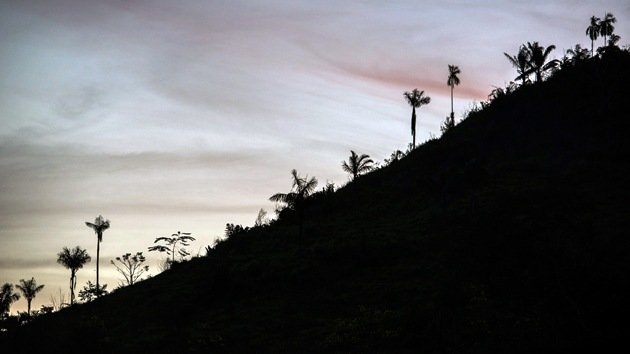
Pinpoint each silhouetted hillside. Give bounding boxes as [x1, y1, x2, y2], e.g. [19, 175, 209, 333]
[2, 50, 629, 353]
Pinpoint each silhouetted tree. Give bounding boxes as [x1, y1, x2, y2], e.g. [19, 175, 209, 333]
[384, 150, 404, 166]
[111, 252, 149, 287]
[447, 64, 461, 126]
[403, 89, 431, 148]
[269, 169, 318, 248]
[16, 278, 44, 317]
[342, 150, 374, 180]
[254, 208, 270, 227]
[85, 215, 110, 297]
[599, 13, 616, 47]
[78, 281, 108, 303]
[566, 44, 590, 64]
[1, 283, 20, 318]
[148, 231, 196, 264]
[526, 41, 559, 82]
[504, 45, 532, 85]
[56, 246, 91, 305]
[586, 16, 601, 56]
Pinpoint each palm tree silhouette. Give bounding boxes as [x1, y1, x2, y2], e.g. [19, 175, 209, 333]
[269, 169, 318, 249]
[1, 283, 20, 317]
[403, 89, 431, 148]
[57, 246, 91, 305]
[16, 278, 44, 317]
[504, 45, 532, 85]
[85, 215, 110, 298]
[599, 13, 616, 47]
[526, 42, 559, 83]
[342, 150, 374, 180]
[586, 16, 601, 56]
[447, 65, 461, 125]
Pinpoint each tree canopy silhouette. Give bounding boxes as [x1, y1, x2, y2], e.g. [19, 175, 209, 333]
[16, 278, 44, 317]
[57, 246, 91, 305]
[342, 150, 374, 180]
[1, 283, 20, 318]
[403, 89, 431, 148]
[85, 215, 110, 298]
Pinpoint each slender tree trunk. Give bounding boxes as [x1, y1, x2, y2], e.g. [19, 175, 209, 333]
[96, 235, 100, 297]
[70, 269, 76, 305]
[591, 39, 594, 57]
[411, 106, 416, 148]
[450, 85, 454, 116]
[27, 299, 31, 317]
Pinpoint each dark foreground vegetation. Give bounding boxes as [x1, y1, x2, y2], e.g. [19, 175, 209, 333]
[2, 49, 630, 354]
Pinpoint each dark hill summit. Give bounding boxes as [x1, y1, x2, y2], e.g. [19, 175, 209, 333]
[3, 50, 629, 353]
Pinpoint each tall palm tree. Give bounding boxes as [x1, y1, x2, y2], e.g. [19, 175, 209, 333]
[526, 42, 559, 83]
[504, 45, 531, 85]
[1, 283, 20, 317]
[447, 65, 461, 123]
[403, 89, 431, 148]
[85, 215, 110, 298]
[586, 16, 600, 56]
[57, 246, 91, 305]
[269, 169, 318, 248]
[599, 13, 616, 47]
[16, 278, 44, 317]
[342, 150, 374, 180]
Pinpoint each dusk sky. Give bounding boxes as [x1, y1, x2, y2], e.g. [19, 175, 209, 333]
[1, 0, 628, 313]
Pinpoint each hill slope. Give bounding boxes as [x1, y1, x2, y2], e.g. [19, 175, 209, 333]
[3, 50, 630, 353]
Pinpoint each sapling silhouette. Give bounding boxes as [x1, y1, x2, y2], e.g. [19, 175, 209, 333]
[403, 89, 431, 148]
[1, 283, 20, 317]
[586, 16, 601, 56]
[16, 278, 44, 317]
[78, 281, 107, 302]
[111, 252, 149, 286]
[269, 169, 318, 249]
[148, 231, 196, 264]
[342, 150, 374, 180]
[85, 215, 110, 297]
[56, 246, 91, 305]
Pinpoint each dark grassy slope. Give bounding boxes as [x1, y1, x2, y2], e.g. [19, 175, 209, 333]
[3, 50, 629, 353]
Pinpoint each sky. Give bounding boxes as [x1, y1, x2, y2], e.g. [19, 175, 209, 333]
[1, 0, 629, 313]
